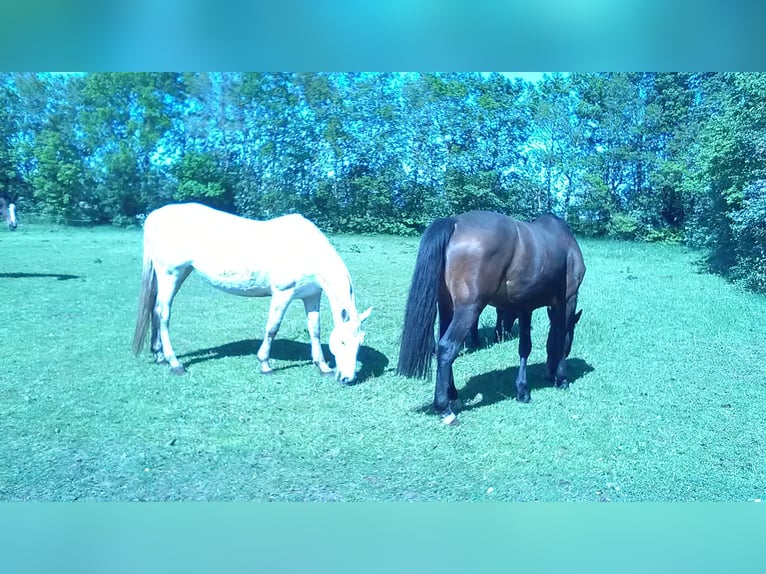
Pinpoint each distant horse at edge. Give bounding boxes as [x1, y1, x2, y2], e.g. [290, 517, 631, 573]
[0, 195, 17, 231]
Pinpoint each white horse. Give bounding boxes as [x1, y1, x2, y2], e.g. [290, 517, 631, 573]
[132, 203, 372, 383]
[1, 196, 17, 230]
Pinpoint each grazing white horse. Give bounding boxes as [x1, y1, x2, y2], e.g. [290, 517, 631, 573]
[1, 197, 17, 230]
[132, 203, 372, 383]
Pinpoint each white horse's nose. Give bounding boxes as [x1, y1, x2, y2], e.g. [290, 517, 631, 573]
[336, 371, 355, 385]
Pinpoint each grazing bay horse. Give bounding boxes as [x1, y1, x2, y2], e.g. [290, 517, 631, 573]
[397, 211, 585, 425]
[0, 196, 17, 230]
[132, 203, 372, 383]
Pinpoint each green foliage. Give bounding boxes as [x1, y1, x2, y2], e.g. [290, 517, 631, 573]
[172, 151, 233, 210]
[445, 170, 506, 214]
[606, 213, 641, 240]
[567, 173, 616, 236]
[685, 73, 766, 285]
[30, 127, 89, 222]
[642, 227, 684, 244]
[0, 77, 23, 195]
[731, 181, 766, 292]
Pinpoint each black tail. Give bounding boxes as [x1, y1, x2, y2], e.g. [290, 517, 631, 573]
[396, 217, 456, 379]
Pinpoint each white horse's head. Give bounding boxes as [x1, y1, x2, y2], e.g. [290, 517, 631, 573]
[329, 306, 372, 384]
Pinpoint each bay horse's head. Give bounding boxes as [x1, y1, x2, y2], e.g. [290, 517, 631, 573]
[329, 306, 373, 384]
[548, 306, 583, 358]
[0, 197, 17, 231]
[563, 308, 582, 357]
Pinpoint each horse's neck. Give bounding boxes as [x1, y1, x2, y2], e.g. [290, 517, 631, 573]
[316, 254, 356, 324]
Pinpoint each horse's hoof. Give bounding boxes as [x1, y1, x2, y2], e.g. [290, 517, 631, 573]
[516, 392, 531, 403]
[441, 412, 460, 426]
[555, 380, 570, 389]
[170, 365, 186, 376]
[259, 361, 274, 375]
[314, 361, 334, 376]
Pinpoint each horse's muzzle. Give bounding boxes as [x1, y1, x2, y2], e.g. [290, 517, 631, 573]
[336, 372, 355, 385]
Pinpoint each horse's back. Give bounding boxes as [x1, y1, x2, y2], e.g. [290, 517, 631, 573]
[142, 203, 331, 294]
[145, 203, 324, 249]
[146, 202, 259, 234]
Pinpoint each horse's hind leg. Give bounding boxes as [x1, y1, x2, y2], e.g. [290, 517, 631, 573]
[435, 305, 479, 425]
[303, 292, 332, 375]
[496, 309, 517, 342]
[468, 320, 481, 348]
[515, 310, 532, 402]
[256, 289, 294, 374]
[438, 295, 459, 404]
[153, 266, 192, 375]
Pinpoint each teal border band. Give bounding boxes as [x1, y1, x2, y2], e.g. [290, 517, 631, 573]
[1, 1, 765, 71]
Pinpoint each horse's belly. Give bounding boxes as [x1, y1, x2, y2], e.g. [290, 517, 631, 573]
[496, 281, 558, 310]
[215, 283, 272, 297]
[196, 267, 272, 296]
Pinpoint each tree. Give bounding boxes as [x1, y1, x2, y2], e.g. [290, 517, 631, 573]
[0, 74, 24, 199]
[79, 72, 186, 222]
[689, 73, 766, 289]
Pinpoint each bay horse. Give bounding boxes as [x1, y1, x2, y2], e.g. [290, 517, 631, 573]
[0, 196, 17, 230]
[132, 203, 372, 383]
[397, 211, 585, 425]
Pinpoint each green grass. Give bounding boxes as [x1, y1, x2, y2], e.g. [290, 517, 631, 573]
[1, 223, 765, 501]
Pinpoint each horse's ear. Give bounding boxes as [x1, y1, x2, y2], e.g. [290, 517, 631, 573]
[359, 307, 373, 323]
[574, 309, 583, 324]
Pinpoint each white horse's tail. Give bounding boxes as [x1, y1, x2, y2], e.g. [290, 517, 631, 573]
[132, 246, 157, 355]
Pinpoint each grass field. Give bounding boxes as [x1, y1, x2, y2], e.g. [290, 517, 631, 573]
[1, 222, 765, 501]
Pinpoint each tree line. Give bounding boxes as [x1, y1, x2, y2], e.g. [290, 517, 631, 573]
[0, 72, 764, 292]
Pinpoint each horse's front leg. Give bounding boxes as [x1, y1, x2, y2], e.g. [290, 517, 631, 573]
[256, 290, 294, 374]
[515, 310, 532, 402]
[545, 305, 569, 389]
[303, 292, 332, 375]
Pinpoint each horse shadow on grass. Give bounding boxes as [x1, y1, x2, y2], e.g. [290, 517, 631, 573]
[0, 272, 80, 281]
[415, 357, 594, 415]
[179, 338, 389, 383]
